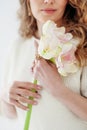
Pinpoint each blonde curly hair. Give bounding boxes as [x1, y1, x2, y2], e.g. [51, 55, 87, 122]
[18, 0, 87, 66]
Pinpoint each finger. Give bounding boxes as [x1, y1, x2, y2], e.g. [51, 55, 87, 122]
[10, 94, 38, 106]
[32, 60, 35, 66]
[30, 60, 35, 73]
[10, 99, 29, 111]
[13, 81, 42, 91]
[30, 66, 33, 74]
[34, 40, 38, 55]
[47, 60, 57, 68]
[17, 96, 38, 105]
[15, 88, 41, 98]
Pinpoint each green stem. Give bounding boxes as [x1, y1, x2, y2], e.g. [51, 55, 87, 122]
[24, 79, 37, 130]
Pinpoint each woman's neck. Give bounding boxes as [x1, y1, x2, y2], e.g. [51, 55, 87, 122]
[35, 21, 43, 39]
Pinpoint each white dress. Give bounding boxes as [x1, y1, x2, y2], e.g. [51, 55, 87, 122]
[0, 36, 87, 130]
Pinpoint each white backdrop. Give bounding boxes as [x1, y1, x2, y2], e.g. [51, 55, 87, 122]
[0, 0, 19, 86]
[0, 0, 21, 129]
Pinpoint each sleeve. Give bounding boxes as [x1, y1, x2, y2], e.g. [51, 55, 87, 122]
[80, 66, 87, 97]
[0, 38, 23, 100]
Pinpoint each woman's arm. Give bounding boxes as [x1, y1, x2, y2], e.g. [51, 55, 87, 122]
[0, 81, 42, 118]
[0, 91, 17, 119]
[33, 58, 87, 121]
[55, 85, 87, 121]
[1, 99, 17, 119]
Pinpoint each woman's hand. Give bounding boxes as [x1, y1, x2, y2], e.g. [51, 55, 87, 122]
[31, 41, 65, 97]
[8, 81, 42, 110]
[31, 58, 65, 97]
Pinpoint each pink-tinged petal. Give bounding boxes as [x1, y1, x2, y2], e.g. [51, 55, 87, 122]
[62, 43, 73, 53]
[58, 67, 67, 76]
[58, 62, 79, 76]
[61, 51, 75, 62]
[63, 63, 79, 73]
[57, 27, 65, 34]
[56, 55, 63, 68]
[58, 33, 73, 43]
[60, 46, 76, 63]
[64, 33, 73, 41]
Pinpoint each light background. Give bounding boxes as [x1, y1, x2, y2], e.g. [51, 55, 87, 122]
[0, 0, 21, 129]
[0, 0, 19, 85]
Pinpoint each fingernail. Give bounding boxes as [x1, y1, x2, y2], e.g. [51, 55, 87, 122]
[37, 86, 42, 90]
[37, 94, 41, 98]
[26, 108, 30, 111]
[34, 101, 38, 105]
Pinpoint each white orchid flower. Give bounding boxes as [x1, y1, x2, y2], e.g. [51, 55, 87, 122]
[56, 44, 79, 76]
[38, 20, 79, 76]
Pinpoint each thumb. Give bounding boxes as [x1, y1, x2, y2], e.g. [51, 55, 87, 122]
[34, 40, 39, 55]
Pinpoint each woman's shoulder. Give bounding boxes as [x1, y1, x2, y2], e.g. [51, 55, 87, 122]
[11, 36, 34, 48]
[8, 36, 35, 54]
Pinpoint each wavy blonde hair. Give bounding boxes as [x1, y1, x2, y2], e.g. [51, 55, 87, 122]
[18, 0, 87, 66]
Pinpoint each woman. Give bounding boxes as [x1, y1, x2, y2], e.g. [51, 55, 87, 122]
[1, 0, 87, 130]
